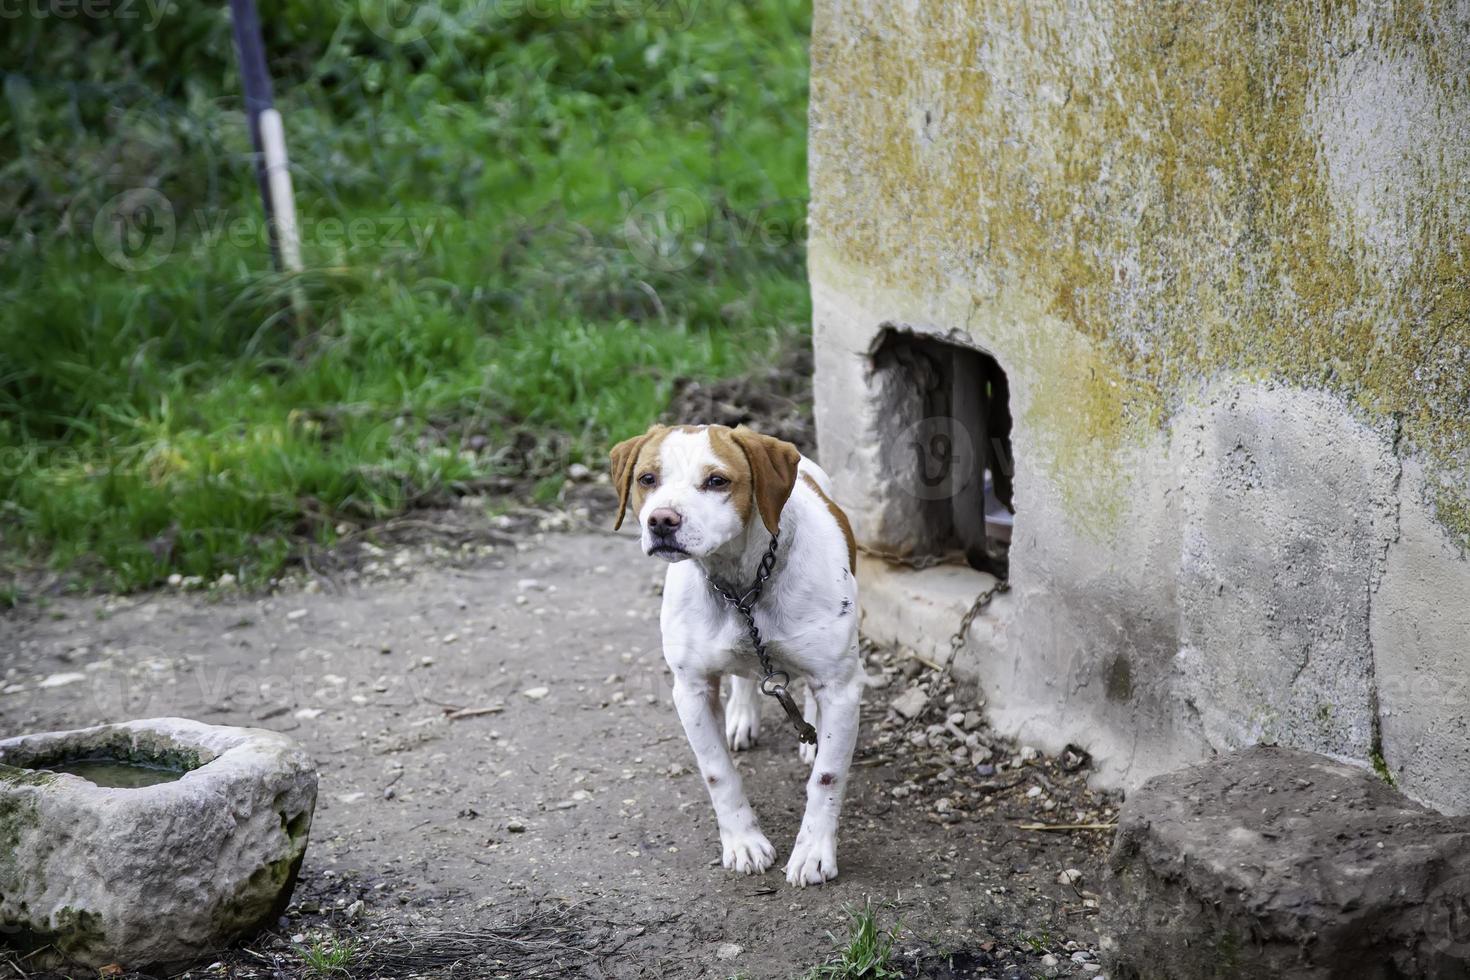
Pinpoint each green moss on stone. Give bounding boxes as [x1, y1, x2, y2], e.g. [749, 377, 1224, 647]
[0, 764, 47, 880]
[1371, 750, 1397, 785]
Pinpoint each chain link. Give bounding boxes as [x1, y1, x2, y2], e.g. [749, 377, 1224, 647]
[946, 578, 1010, 668]
[899, 576, 1010, 734]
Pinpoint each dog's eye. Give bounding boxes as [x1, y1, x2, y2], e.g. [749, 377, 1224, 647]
[638, 473, 657, 487]
[703, 474, 729, 490]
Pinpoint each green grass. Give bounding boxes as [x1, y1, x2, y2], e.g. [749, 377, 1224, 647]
[803, 901, 904, 980]
[297, 935, 361, 976]
[0, 0, 811, 591]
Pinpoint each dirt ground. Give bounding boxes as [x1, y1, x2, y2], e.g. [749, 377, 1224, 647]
[0, 516, 1117, 980]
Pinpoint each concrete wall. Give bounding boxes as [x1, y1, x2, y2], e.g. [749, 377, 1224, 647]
[809, 0, 1470, 810]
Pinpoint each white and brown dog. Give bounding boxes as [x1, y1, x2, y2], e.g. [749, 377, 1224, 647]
[609, 423, 861, 887]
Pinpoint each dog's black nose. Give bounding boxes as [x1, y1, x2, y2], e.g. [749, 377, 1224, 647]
[648, 508, 682, 533]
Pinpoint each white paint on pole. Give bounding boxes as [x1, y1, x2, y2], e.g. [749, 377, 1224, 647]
[258, 108, 303, 274]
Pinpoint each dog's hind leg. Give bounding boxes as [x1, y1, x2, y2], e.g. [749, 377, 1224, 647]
[725, 674, 762, 751]
[798, 683, 820, 765]
[672, 668, 776, 875]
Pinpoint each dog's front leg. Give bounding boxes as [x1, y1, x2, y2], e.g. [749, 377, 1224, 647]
[671, 668, 776, 875]
[785, 674, 861, 886]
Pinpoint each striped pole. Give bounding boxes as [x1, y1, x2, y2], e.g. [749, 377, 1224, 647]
[228, 0, 303, 276]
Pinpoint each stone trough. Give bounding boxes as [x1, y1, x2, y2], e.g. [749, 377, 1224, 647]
[0, 718, 317, 971]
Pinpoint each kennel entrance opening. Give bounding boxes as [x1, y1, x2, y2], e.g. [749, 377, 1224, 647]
[870, 329, 1014, 577]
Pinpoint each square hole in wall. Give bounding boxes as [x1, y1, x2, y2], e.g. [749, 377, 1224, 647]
[868, 328, 1014, 576]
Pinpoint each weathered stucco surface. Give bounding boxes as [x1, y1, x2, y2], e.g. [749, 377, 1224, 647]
[810, 0, 1470, 808]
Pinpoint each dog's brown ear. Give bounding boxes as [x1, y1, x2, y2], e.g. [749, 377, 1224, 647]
[608, 427, 660, 530]
[730, 426, 801, 536]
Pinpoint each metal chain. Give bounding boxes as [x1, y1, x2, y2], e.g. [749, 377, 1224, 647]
[946, 578, 1010, 669]
[900, 577, 1010, 733]
[708, 532, 819, 746]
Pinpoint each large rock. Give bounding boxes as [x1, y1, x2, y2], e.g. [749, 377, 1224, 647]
[1104, 746, 1470, 979]
[0, 718, 317, 971]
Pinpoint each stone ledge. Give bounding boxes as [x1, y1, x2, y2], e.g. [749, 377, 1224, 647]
[1104, 746, 1470, 979]
[857, 554, 1006, 674]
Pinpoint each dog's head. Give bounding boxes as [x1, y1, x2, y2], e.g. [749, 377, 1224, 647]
[608, 424, 801, 561]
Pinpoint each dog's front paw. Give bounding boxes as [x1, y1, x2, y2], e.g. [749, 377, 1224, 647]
[798, 740, 817, 765]
[725, 699, 760, 751]
[720, 826, 776, 875]
[784, 828, 838, 887]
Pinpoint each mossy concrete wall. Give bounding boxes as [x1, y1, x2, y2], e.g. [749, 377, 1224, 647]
[809, 0, 1470, 810]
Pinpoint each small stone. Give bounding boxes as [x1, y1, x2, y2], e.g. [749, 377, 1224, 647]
[1026, 785, 1043, 798]
[38, 672, 86, 689]
[523, 687, 550, 700]
[1057, 868, 1084, 885]
[345, 899, 365, 921]
[716, 942, 744, 960]
[963, 711, 982, 729]
[294, 708, 324, 720]
[506, 819, 527, 833]
[891, 687, 929, 719]
[286, 609, 308, 620]
[900, 659, 924, 680]
[1041, 954, 1059, 968]
[567, 463, 592, 481]
[975, 763, 997, 777]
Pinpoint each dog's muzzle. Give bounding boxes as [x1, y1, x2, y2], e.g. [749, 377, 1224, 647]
[647, 507, 687, 556]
